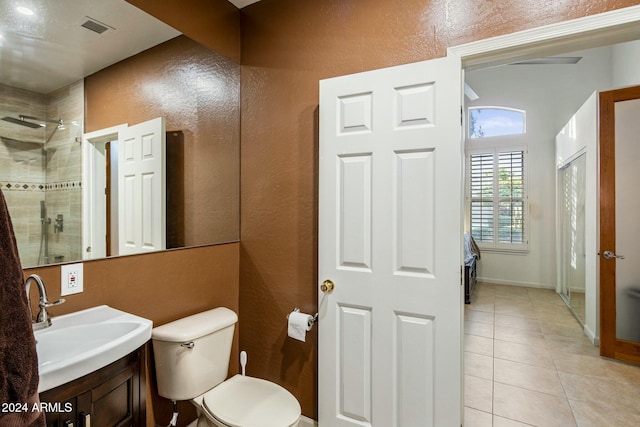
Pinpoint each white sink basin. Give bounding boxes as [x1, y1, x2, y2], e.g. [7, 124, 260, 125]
[35, 305, 152, 392]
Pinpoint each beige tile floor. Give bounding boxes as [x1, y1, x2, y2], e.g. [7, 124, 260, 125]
[569, 291, 586, 326]
[464, 282, 640, 427]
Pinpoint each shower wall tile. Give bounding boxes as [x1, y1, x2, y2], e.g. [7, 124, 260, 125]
[0, 80, 83, 267]
[46, 80, 84, 184]
[46, 188, 82, 264]
[0, 83, 47, 266]
[4, 190, 44, 267]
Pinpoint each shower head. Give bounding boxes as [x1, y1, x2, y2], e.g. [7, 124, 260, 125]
[1, 115, 63, 129]
[2, 116, 44, 129]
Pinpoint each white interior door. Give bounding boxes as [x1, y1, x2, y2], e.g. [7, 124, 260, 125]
[319, 56, 463, 427]
[118, 117, 166, 255]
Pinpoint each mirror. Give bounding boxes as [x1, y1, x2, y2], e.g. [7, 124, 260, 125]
[0, 0, 240, 268]
[558, 153, 586, 324]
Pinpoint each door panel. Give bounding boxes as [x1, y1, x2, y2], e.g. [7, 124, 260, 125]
[394, 312, 434, 426]
[599, 86, 640, 364]
[339, 305, 372, 423]
[394, 149, 435, 276]
[338, 154, 372, 270]
[319, 56, 462, 427]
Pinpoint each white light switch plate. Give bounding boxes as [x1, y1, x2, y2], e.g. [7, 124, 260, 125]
[61, 263, 84, 296]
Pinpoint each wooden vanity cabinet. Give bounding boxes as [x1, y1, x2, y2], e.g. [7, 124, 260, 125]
[40, 345, 146, 427]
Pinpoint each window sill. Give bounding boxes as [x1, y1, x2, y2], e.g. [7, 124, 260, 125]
[478, 246, 529, 255]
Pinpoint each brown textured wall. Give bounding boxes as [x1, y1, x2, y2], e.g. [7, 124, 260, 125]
[26, 28, 241, 427]
[125, 0, 241, 63]
[85, 35, 240, 246]
[238, 0, 640, 419]
[25, 243, 240, 427]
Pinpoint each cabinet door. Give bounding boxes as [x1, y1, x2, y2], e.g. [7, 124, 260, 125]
[40, 347, 144, 427]
[44, 396, 76, 427]
[91, 363, 137, 427]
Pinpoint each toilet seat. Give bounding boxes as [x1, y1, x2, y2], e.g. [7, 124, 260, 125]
[202, 375, 301, 427]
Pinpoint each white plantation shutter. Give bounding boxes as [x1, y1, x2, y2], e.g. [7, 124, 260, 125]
[498, 151, 525, 244]
[468, 148, 527, 251]
[470, 153, 494, 243]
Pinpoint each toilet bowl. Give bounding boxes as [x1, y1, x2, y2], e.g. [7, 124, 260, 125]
[193, 375, 300, 427]
[151, 307, 301, 427]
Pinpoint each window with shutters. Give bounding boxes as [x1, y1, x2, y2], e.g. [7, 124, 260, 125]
[468, 148, 528, 252]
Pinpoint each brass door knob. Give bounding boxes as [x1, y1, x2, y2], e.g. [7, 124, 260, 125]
[321, 279, 335, 294]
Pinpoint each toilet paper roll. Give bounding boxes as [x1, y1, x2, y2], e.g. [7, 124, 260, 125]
[288, 311, 313, 342]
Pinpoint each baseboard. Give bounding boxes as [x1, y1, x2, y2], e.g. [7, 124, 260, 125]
[298, 415, 318, 427]
[584, 324, 600, 346]
[477, 277, 554, 289]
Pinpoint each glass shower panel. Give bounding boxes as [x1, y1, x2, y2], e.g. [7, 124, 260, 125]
[559, 153, 586, 323]
[615, 98, 640, 343]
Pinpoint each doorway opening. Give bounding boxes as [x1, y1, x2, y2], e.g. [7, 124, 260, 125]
[452, 7, 640, 425]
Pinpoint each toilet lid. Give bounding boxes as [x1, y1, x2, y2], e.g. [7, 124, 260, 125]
[203, 375, 301, 427]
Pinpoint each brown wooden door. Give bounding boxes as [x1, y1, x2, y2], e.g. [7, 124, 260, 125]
[599, 85, 640, 365]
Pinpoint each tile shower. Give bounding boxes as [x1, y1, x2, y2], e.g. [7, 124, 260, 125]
[0, 81, 83, 267]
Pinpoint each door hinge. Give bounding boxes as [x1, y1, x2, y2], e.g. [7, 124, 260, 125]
[460, 265, 463, 285]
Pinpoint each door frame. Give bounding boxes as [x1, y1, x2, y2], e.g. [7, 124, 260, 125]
[448, 4, 640, 347]
[82, 124, 128, 260]
[449, 5, 640, 70]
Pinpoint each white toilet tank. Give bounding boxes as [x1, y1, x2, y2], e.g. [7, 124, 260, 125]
[152, 307, 238, 401]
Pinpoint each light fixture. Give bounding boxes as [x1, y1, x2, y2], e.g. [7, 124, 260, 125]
[510, 56, 582, 65]
[464, 83, 480, 101]
[16, 6, 34, 16]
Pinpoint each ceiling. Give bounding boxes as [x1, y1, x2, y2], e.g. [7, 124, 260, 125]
[0, 0, 266, 95]
[0, 0, 180, 94]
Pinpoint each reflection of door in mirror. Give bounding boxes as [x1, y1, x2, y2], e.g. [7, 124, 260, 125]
[558, 153, 586, 323]
[600, 85, 640, 365]
[83, 118, 167, 258]
[118, 118, 166, 256]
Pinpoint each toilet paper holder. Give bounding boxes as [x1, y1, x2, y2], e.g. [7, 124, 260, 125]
[287, 308, 319, 325]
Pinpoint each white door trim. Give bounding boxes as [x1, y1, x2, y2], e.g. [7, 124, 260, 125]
[82, 124, 127, 260]
[449, 4, 640, 70]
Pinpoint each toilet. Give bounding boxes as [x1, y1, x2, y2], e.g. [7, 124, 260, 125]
[152, 307, 301, 427]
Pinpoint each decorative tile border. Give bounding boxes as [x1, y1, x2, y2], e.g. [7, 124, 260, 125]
[0, 181, 44, 192]
[45, 180, 82, 191]
[0, 180, 81, 192]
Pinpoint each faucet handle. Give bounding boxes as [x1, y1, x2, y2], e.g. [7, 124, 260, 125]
[40, 298, 66, 308]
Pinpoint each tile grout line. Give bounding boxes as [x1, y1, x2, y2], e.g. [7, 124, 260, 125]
[492, 302, 496, 425]
[469, 284, 589, 426]
[545, 325, 580, 426]
[531, 288, 580, 427]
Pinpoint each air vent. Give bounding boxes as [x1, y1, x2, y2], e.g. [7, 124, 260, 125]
[81, 18, 111, 34]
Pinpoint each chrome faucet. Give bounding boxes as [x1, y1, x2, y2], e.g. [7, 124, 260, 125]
[25, 274, 65, 331]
